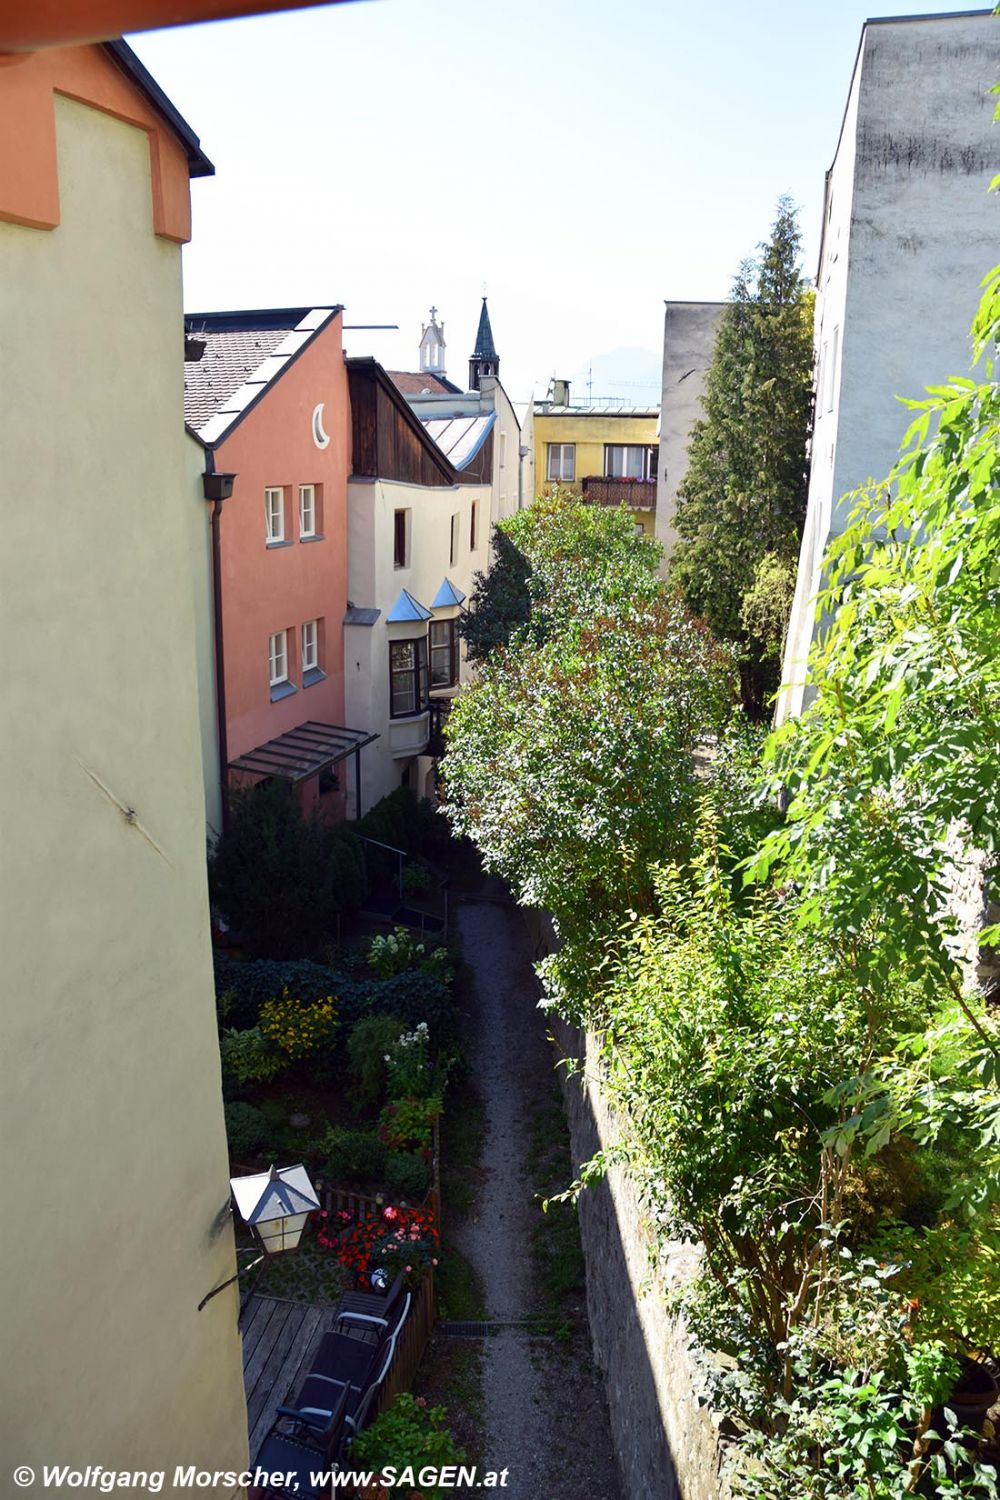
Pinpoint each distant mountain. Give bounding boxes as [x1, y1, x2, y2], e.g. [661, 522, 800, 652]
[566, 346, 661, 407]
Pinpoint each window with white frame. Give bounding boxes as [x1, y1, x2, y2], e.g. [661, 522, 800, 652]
[604, 444, 655, 479]
[389, 637, 429, 718]
[547, 443, 575, 482]
[265, 487, 285, 543]
[301, 619, 319, 673]
[450, 512, 460, 568]
[430, 619, 457, 688]
[299, 484, 317, 538]
[268, 629, 288, 687]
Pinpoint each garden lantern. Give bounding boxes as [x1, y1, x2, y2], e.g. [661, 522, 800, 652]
[230, 1163, 320, 1255]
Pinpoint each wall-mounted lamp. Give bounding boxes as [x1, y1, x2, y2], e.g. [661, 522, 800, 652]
[202, 471, 237, 502]
[197, 1163, 320, 1311]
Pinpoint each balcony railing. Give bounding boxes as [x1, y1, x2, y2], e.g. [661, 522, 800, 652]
[581, 476, 657, 510]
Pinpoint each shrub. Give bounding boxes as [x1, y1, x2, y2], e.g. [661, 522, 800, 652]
[219, 1027, 286, 1086]
[214, 956, 456, 1036]
[401, 862, 433, 896]
[379, 1095, 441, 1152]
[350, 1394, 465, 1498]
[385, 1022, 432, 1098]
[258, 988, 338, 1060]
[224, 1101, 268, 1160]
[347, 1014, 405, 1106]
[214, 954, 349, 1028]
[384, 1150, 430, 1200]
[319, 1202, 439, 1286]
[322, 1127, 387, 1186]
[209, 780, 366, 956]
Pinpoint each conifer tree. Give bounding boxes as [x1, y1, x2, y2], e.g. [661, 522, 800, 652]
[670, 196, 814, 716]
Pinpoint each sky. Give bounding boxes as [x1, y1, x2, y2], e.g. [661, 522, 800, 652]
[130, 0, 974, 407]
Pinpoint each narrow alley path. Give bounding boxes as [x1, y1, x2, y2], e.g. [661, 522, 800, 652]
[451, 891, 623, 1500]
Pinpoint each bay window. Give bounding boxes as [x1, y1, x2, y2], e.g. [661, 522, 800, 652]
[430, 619, 458, 688]
[389, 637, 429, 718]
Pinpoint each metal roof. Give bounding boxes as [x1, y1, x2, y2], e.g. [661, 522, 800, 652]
[472, 297, 497, 359]
[431, 577, 466, 608]
[421, 411, 495, 469]
[343, 606, 381, 627]
[533, 405, 659, 418]
[387, 589, 432, 624]
[228, 721, 378, 783]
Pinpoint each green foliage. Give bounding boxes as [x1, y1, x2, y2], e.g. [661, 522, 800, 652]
[357, 786, 436, 854]
[321, 1126, 387, 1186]
[385, 1021, 433, 1097]
[379, 1094, 441, 1151]
[401, 862, 433, 896]
[214, 955, 457, 1037]
[223, 1100, 268, 1160]
[459, 523, 534, 662]
[367, 927, 449, 981]
[350, 1394, 466, 1497]
[748, 264, 1000, 1007]
[347, 1013, 406, 1106]
[442, 496, 735, 1015]
[219, 1026, 286, 1086]
[384, 1149, 431, 1199]
[209, 780, 366, 956]
[670, 197, 814, 715]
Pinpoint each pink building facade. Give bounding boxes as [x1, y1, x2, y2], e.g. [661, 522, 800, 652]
[186, 306, 367, 822]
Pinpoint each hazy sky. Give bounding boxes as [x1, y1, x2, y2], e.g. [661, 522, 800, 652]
[131, 0, 971, 406]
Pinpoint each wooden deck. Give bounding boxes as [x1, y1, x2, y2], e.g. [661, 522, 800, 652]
[241, 1295, 345, 1458]
[240, 1277, 437, 1462]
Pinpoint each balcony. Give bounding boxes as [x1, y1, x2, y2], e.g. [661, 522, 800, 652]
[581, 476, 657, 510]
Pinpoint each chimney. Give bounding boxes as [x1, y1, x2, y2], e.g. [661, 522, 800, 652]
[552, 378, 570, 406]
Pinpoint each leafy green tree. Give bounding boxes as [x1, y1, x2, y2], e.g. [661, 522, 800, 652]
[442, 497, 735, 1014]
[209, 779, 366, 956]
[458, 524, 533, 663]
[670, 196, 814, 717]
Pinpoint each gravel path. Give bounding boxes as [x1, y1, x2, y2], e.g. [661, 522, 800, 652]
[452, 894, 622, 1500]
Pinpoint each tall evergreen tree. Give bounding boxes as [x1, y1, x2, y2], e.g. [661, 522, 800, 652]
[670, 196, 814, 717]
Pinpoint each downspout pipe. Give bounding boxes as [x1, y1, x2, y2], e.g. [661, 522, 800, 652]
[201, 452, 237, 831]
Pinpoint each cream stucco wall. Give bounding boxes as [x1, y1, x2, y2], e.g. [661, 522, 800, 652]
[345, 474, 489, 814]
[0, 96, 248, 1485]
[778, 13, 1000, 724]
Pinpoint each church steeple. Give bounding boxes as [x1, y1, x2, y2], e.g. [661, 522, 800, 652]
[419, 307, 446, 378]
[468, 297, 499, 391]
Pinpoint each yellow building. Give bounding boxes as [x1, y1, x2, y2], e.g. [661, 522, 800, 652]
[531, 379, 659, 536]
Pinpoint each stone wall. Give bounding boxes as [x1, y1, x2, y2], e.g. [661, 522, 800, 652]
[524, 913, 727, 1500]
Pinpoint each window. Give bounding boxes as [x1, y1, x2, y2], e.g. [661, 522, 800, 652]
[265, 487, 285, 543]
[394, 509, 409, 568]
[299, 484, 316, 538]
[301, 619, 318, 672]
[450, 512, 460, 568]
[389, 637, 429, 718]
[268, 629, 288, 687]
[604, 445, 656, 479]
[430, 619, 458, 688]
[547, 443, 575, 482]
[499, 431, 507, 469]
[470, 500, 478, 552]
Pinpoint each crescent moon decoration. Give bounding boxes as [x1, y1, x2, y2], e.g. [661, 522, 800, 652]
[312, 403, 331, 450]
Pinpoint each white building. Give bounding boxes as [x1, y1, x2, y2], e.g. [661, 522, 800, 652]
[778, 9, 1000, 723]
[657, 300, 726, 558]
[344, 358, 491, 812]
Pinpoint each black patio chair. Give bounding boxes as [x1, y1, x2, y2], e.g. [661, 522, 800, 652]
[282, 1336, 395, 1463]
[251, 1380, 349, 1497]
[333, 1270, 406, 1341]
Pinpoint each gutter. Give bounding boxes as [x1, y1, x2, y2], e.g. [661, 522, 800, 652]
[200, 448, 236, 830]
